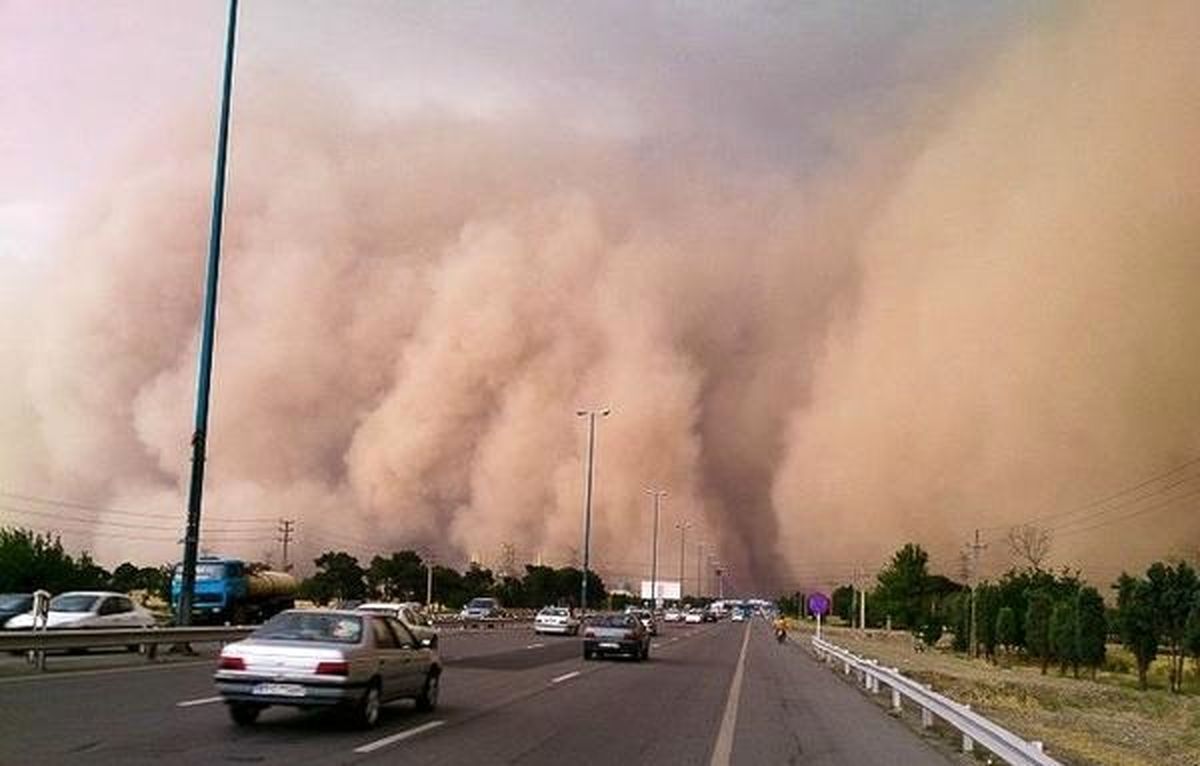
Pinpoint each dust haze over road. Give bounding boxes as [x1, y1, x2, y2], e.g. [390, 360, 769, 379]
[1, 1, 1197, 590]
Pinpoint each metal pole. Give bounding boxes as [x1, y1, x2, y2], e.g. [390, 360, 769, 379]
[179, 0, 239, 627]
[645, 489, 664, 608]
[577, 408, 609, 613]
[676, 521, 690, 598]
[697, 541, 703, 599]
[426, 560, 433, 606]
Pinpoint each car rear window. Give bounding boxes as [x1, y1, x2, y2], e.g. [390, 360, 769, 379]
[254, 613, 363, 644]
[592, 614, 636, 628]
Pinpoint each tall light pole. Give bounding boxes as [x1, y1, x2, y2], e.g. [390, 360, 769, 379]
[644, 489, 666, 609]
[576, 408, 610, 613]
[696, 540, 704, 599]
[675, 520, 692, 599]
[178, 0, 239, 626]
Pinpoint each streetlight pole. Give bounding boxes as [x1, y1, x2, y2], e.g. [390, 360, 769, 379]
[576, 408, 610, 613]
[645, 489, 666, 609]
[697, 540, 704, 599]
[675, 521, 691, 600]
[178, 0, 240, 626]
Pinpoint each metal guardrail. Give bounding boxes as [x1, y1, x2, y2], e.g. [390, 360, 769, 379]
[810, 636, 1063, 766]
[1, 626, 255, 670]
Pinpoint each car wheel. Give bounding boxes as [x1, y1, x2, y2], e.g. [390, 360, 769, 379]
[642, 644, 650, 661]
[356, 681, 382, 729]
[228, 702, 261, 727]
[415, 671, 440, 712]
[583, 646, 594, 661]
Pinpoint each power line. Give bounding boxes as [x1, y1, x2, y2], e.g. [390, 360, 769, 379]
[0, 488, 277, 526]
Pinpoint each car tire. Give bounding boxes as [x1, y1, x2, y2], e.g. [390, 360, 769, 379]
[355, 681, 382, 729]
[415, 671, 440, 712]
[642, 644, 650, 661]
[228, 702, 262, 726]
[583, 646, 594, 661]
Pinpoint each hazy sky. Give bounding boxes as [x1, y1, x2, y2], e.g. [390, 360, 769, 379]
[2, 1, 1197, 593]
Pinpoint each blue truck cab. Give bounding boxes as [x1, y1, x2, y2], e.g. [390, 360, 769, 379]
[171, 557, 248, 622]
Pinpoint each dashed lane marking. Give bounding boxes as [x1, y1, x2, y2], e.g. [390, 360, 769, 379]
[176, 696, 223, 708]
[353, 720, 446, 754]
[550, 671, 581, 684]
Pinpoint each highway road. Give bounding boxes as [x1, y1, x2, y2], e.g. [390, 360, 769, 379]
[0, 618, 960, 765]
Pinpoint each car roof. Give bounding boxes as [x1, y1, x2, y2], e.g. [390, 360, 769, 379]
[357, 602, 408, 610]
[279, 608, 368, 618]
[54, 591, 127, 598]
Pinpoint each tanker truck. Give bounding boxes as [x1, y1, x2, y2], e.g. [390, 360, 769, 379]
[170, 556, 297, 624]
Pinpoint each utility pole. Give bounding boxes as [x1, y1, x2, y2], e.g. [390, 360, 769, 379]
[178, 0, 239, 627]
[576, 408, 610, 613]
[696, 541, 704, 599]
[425, 553, 435, 607]
[676, 521, 691, 599]
[645, 488, 666, 609]
[276, 519, 295, 572]
[968, 529, 987, 658]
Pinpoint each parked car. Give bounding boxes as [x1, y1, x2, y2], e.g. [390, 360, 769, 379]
[731, 609, 746, 622]
[584, 613, 651, 661]
[460, 597, 502, 620]
[684, 608, 704, 624]
[4, 591, 155, 630]
[626, 607, 658, 636]
[214, 609, 441, 728]
[662, 608, 682, 623]
[357, 602, 438, 648]
[534, 606, 580, 635]
[0, 593, 33, 629]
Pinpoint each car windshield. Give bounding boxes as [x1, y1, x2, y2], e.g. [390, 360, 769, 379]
[0, 594, 30, 610]
[541, 608, 567, 616]
[592, 614, 635, 628]
[466, 599, 495, 609]
[254, 613, 363, 644]
[49, 594, 99, 613]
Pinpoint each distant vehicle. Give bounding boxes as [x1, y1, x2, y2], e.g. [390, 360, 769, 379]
[625, 607, 658, 636]
[170, 557, 297, 624]
[5, 591, 155, 631]
[460, 597, 502, 620]
[214, 609, 441, 728]
[683, 608, 704, 624]
[357, 602, 438, 648]
[731, 609, 746, 622]
[583, 613, 651, 661]
[0, 593, 33, 629]
[534, 606, 580, 635]
[662, 608, 682, 623]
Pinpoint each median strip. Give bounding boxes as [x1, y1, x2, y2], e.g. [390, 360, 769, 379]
[176, 695, 223, 708]
[353, 720, 445, 754]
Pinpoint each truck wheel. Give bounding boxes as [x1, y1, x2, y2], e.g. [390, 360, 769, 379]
[355, 681, 382, 729]
[415, 671, 440, 712]
[228, 702, 262, 726]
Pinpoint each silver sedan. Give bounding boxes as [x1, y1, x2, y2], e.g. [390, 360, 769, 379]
[214, 609, 441, 728]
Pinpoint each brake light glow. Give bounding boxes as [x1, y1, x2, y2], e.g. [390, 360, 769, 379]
[218, 655, 245, 671]
[315, 660, 349, 676]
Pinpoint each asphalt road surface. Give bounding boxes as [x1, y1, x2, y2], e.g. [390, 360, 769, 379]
[0, 618, 957, 765]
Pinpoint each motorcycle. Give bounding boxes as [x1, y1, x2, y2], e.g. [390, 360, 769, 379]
[775, 626, 787, 643]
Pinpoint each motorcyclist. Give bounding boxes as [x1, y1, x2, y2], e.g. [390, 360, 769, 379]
[773, 615, 788, 643]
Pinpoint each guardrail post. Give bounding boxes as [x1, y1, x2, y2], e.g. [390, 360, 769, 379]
[1031, 741, 1044, 753]
[891, 687, 901, 711]
[961, 732, 974, 753]
[921, 707, 934, 729]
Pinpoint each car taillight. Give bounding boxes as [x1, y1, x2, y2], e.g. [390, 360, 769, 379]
[315, 660, 349, 676]
[218, 655, 245, 671]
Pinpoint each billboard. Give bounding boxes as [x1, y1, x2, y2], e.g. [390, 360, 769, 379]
[640, 580, 682, 601]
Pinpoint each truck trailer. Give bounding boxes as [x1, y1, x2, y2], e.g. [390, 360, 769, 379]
[171, 556, 297, 625]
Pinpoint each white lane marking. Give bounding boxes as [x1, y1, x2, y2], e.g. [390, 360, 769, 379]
[176, 695, 223, 708]
[353, 720, 445, 754]
[709, 623, 752, 766]
[525, 642, 545, 649]
[550, 670, 581, 684]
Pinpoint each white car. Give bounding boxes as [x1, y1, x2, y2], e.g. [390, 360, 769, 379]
[731, 609, 746, 622]
[357, 602, 439, 648]
[5, 591, 156, 630]
[684, 609, 704, 624]
[663, 608, 682, 623]
[534, 606, 580, 635]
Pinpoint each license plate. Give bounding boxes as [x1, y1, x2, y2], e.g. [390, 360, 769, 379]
[252, 683, 306, 698]
[599, 642, 620, 649]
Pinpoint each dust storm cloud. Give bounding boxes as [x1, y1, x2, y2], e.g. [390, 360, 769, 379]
[1, 2, 1197, 589]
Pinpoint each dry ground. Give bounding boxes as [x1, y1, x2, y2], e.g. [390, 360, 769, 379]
[793, 622, 1200, 766]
